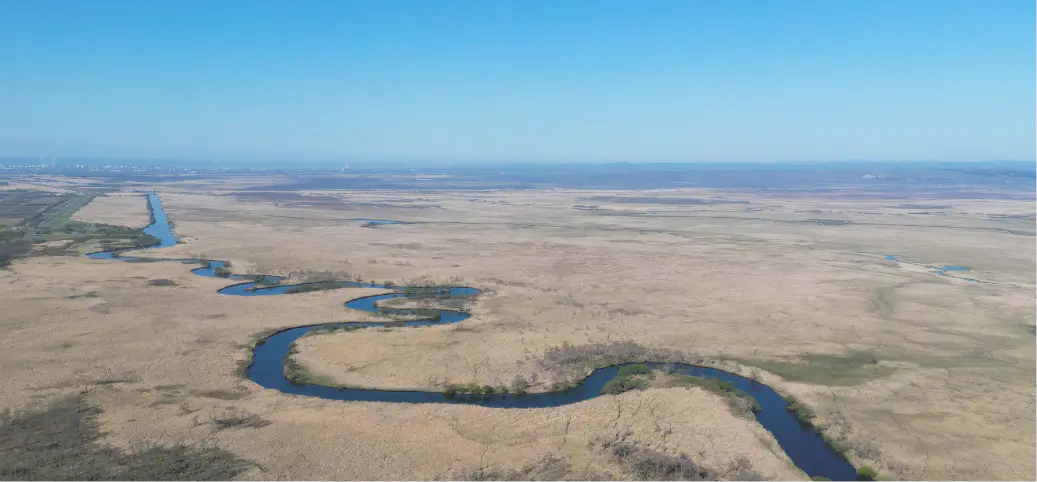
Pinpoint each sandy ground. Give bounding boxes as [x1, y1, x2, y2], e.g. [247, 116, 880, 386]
[5, 182, 1035, 480]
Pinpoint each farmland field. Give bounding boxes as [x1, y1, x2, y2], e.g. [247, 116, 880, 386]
[0, 189, 63, 227]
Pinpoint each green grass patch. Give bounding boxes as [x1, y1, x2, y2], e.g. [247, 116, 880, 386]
[782, 394, 817, 422]
[617, 363, 650, 377]
[1, 190, 162, 267]
[733, 351, 893, 386]
[600, 364, 655, 395]
[661, 373, 760, 414]
[401, 286, 452, 299]
[601, 375, 649, 395]
[249, 275, 279, 287]
[856, 465, 878, 480]
[382, 307, 442, 322]
[284, 281, 352, 294]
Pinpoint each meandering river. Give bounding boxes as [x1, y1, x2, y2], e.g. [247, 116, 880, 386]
[87, 193, 860, 481]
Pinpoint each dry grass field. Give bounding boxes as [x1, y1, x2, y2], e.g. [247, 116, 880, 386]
[70, 192, 151, 229]
[1, 178, 1034, 480]
[0, 189, 64, 228]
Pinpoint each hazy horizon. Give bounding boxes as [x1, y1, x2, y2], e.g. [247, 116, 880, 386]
[3, 156, 1035, 180]
[2, 156, 1036, 170]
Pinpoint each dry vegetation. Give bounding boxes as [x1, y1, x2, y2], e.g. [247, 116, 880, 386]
[71, 193, 151, 229]
[1, 176, 1033, 480]
[0, 394, 251, 480]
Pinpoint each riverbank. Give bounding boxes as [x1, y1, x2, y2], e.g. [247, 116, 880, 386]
[71, 193, 860, 480]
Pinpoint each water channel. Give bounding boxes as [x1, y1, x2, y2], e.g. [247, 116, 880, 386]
[87, 193, 861, 481]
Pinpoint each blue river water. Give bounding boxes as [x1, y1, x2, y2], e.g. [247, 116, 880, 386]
[884, 255, 973, 279]
[87, 193, 862, 481]
[348, 218, 409, 226]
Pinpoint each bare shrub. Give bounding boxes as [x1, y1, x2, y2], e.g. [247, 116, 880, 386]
[510, 374, 531, 395]
[726, 395, 760, 417]
[819, 410, 882, 460]
[734, 470, 775, 480]
[478, 277, 533, 288]
[452, 454, 574, 481]
[602, 441, 714, 481]
[211, 409, 271, 430]
[536, 341, 699, 383]
[593, 435, 771, 480]
[113, 441, 250, 480]
[0, 242, 32, 268]
[0, 395, 251, 480]
[279, 268, 358, 283]
[851, 438, 883, 459]
[726, 456, 764, 481]
[303, 269, 336, 282]
[606, 306, 645, 317]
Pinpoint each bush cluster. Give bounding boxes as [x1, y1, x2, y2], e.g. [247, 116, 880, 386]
[783, 394, 816, 422]
[662, 374, 761, 414]
[451, 454, 573, 481]
[443, 383, 506, 396]
[284, 281, 351, 294]
[603, 441, 714, 480]
[536, 341, 699, 383]
[856, 466, 878, 480]
[600, 364, 652, 395]
[0, 395, 250, 480]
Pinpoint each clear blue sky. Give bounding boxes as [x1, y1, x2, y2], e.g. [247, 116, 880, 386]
[1, 0, 1033, 164]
